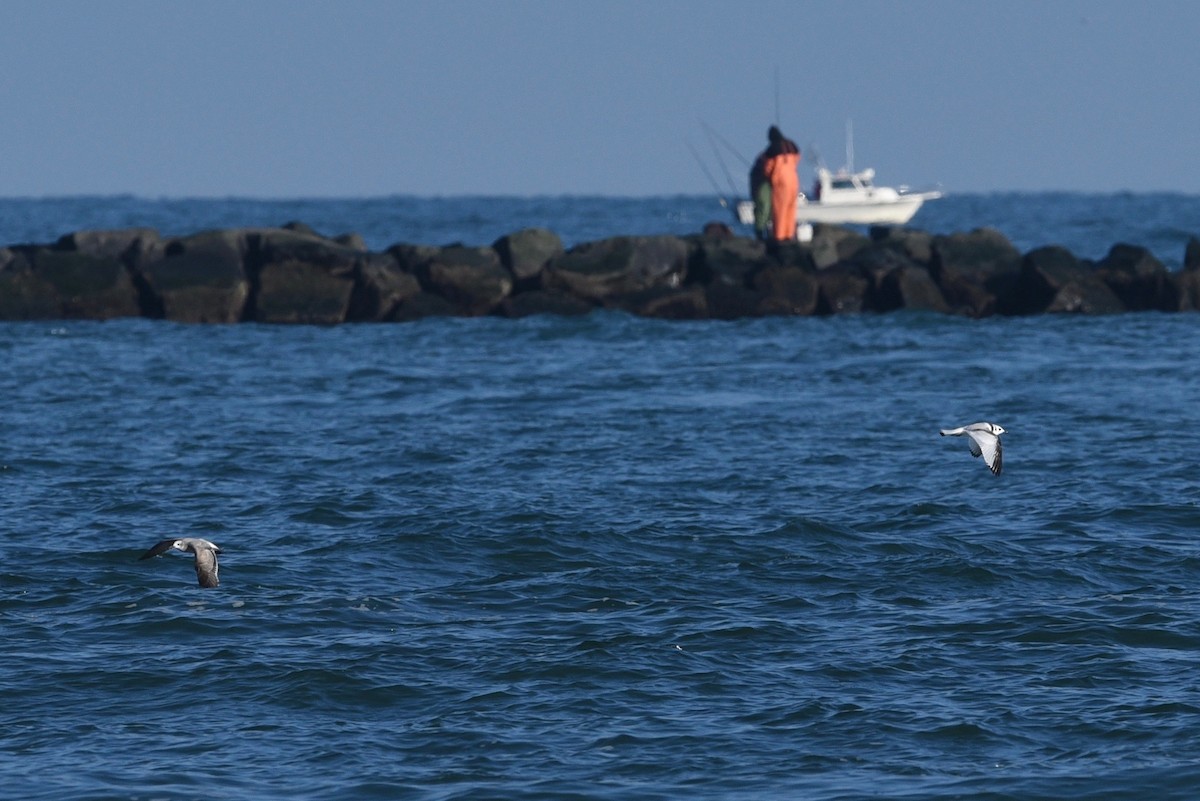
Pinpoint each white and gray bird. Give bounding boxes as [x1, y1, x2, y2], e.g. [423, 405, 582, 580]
[940, 422, 1005, 476]
[139, 538, 222, 588]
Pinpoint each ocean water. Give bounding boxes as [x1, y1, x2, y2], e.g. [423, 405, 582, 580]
[3, 194, 1200, 800]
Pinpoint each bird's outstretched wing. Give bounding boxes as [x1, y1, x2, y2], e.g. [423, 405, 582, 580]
[968, 430, 1002, 475]
[138, 540, 176, 560]
[193, 548, 220, 588]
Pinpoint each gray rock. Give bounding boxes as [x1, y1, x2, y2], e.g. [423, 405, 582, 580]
[705, 282, 766, 320]
[870, 226, 934, 265]
[498, 290, 594, 318]
[815, 263, 871, 314]
[543, 235, 688, 302]
[810, 224, 869, 269]
[55, 228, 160, 263]
[1095, 243, 1177, 311]
[752, 264, 819, 316]
[692, 236, 768, 288]
[390, 291, 461, 321]
[493, 228, 564, 284]
[878, 264, 949, 313]
[616, 285, 708, 319]
[1185, 237, 1200, 272]
[417, 245, 513, 315]
[252, 228, 361, 324]
[347, 252, 421, 321]
[1020, 246, 1125, 314]
[932, 227, 1022, 316]
[0, 247, 141, 320]
[140, 229, 251, 323]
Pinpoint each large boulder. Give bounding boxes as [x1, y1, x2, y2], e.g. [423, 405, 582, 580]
[498, 290, 594, 318]
[815, 263, 871, 314]
[848, 243, 925, 311]
[416, 245, 513, 315]
[542, 235, 689, 303]
[55, 228, 160, 263]
[0, 250, 61, 320]
[139, 229, 251, 323]
[808, 224, 869, 270]
[389, 291, 461, 321]
[878, 264, 949, 313]
[492, 228, 563, 286]
[0, 246, 141, 320]
[252, 228, 361, 324]
[869, 226, 934, 266]
[705, 282, 766, 320]
[1019, 246, 1125, 314]
[690, 236, 768, 288]
[1095, 243, 1178, 311]
[346, 252, 421, 322]
[751, 264, 819, 316]
[616, 285, 708, 319]
[931, 228, 1022, 316]
[1185, 237, 1200, 272]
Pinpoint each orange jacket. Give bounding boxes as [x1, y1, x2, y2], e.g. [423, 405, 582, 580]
[764, 152, 800, 191]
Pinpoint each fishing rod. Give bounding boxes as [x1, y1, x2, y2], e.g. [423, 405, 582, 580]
[698, 118, 751, 171]
[686, 139, 730, 209]
[698, 122, 743, 204]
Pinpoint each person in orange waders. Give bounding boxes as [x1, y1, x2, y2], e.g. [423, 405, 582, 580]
[762, 125, 801, 241]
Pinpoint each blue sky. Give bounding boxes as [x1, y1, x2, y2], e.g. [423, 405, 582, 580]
[1, 0, 1197, 198]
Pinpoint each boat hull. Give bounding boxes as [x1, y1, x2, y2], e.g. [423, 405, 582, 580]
[736, 191, 941, 227]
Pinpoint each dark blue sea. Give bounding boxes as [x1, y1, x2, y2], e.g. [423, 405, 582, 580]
[3, 194, 1200, 800]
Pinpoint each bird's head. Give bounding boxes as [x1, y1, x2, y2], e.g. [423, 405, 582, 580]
[991, 424, 1006, 435]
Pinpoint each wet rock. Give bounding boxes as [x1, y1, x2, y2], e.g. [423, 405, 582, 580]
[492, 228, 563, 285]
[701, 221, 734, 239]
[752, 264, 819, 316]
[346, 252, 422, 322]
[139, 229, 251, 323]
[390, 291, 461, 321]
[815, 263, 871, 314]
[0, 250, 61, 319]
[0, 246, 141, 320]
[55, 228, 160, 263]
[878, 264, 949, 313]
[616, 285, 708, 319]
[1019, 246, 1125, 314]
[932, 227, 1022, 316]
[869, 226, 934, 265]
[253, 228, 361, 324]
[498, 289, 594, 318]
[417, 245, 513, 315]
[705, 282, 766, 320]
[691, 236, 768, 288]
[333, 232, 369, 252]
[1095, 243, 1178, 311]
[1185, 237, 1200, 272]
[809, 224, 869, 269]
[543, 235, 689, 302]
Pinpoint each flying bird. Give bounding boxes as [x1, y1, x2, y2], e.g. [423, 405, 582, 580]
[940, 422, 1005, 476]
[139, 538, 222, 588]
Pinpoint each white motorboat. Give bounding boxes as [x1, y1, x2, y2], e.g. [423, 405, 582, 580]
[737, 165, 942, 228]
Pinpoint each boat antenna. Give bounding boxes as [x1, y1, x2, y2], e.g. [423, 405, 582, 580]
[845, 119, 854, 172]
[773, 66, 780, 126]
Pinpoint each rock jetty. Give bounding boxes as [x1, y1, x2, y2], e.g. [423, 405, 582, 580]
[1, 221, 1198, 323]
